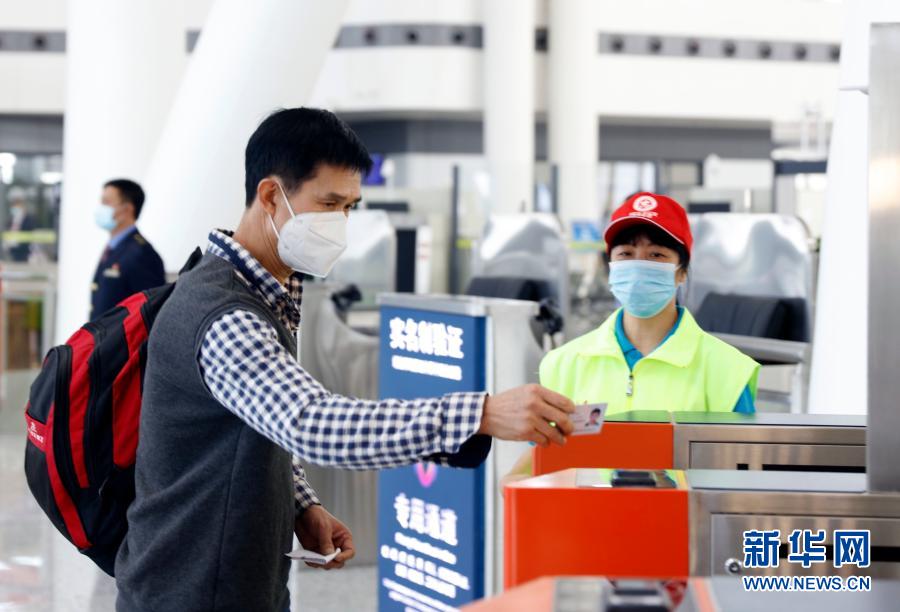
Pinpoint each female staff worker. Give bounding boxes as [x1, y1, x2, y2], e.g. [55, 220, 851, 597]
[505, 192, 759, 481]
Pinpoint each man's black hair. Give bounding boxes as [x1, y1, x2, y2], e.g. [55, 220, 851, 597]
[104, 178, 146, 219]
[590, 408, 602, 416]
[609, 224, 690, 270]
[244, 107, 373, 207]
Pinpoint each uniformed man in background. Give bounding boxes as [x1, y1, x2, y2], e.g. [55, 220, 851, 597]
[5, 186, 36, 262]
[90, 178, 165, 320]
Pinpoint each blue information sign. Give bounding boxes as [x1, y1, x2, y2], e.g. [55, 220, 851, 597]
[378, 305, 487, 611]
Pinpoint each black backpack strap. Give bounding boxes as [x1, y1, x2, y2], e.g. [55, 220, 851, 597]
[179, 248, 204, 276]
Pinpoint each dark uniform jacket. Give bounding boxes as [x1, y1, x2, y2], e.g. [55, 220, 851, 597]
[90, 228, 165, 321]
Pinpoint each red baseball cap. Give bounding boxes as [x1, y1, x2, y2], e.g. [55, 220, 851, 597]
[603, 192, 693, 255]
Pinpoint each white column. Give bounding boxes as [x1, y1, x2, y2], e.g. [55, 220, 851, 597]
[482, 0, 535, 214]
[56, 0, 185, 340]
[808, 0, 900, 414]
[139, 0, 349, 271]
[548, 0, 598, 233]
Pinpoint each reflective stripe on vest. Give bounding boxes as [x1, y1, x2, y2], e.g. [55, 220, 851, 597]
[539, 308, 759, 415]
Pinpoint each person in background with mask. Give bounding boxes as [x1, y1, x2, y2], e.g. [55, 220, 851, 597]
[115, 107, 576, 612]
[90, 178, 165, 320]
[503, 192, 758, 484]
[5, 187, 36, 262]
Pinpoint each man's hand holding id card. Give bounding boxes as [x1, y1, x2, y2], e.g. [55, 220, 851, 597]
[569, 403, 607, 435]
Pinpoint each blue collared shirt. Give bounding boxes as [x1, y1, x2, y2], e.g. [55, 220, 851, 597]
[614, 308, 755, 413]
[107, 225, 137, 251]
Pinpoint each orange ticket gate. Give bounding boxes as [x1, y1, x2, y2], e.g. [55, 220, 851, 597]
[465, 575, 900, 612]
[504, 466, 900, 591]
[504, 468, 689, 589]
[533, 411, 674, 475]
[532, 411, 866, 476]
[464, 577, 691, 612]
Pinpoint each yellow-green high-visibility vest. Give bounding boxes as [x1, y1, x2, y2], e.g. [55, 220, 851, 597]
[540, 308, 759, 415]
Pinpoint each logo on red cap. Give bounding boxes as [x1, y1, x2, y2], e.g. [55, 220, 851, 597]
[633, 195, 658, 213]
[604, 191, 694, 255]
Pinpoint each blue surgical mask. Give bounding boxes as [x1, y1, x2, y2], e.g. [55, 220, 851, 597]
[609, 260, 678, 319]
[94, 205, 116, 231]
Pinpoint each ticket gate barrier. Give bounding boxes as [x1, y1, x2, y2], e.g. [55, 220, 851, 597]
[505, 468, 900, 589]
[533, 411, 866, 476]
[464, 576, 900, 611]
[505, 469, 689, 587]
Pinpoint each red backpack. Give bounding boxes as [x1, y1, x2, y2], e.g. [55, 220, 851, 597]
[23, 249, 201, 575]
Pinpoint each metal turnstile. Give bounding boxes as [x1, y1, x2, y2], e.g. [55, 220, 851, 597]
[533, 411, 866, 476]
[297, 283, 381, 564]
[506, 468, 900, 587]
[688, 470, 900, 579]
[464, 576, 900, 611]
[673, 412, 866, 472]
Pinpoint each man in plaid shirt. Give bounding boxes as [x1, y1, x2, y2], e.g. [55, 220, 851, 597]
[116, 108, 574, 612]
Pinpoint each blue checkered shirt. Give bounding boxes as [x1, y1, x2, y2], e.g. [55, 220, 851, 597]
[198, 230, 486, 512]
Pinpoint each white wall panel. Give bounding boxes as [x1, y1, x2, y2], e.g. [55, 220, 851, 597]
[1, 0, 65, 29]
[483, 0, 536, 214]
[595, 0, 842, 42]
[309, 48, 484, 113]
[0, 55, 65, 113]
[185, 0, 215, 29]
[0, 0, 845, 38]
[593, 56, 839, 122]
[0, 51, 840, 126]
[342, 0, 480, 25]
[0, 0, 842, 126]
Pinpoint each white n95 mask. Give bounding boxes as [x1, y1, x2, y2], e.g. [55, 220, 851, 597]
[269, 183, 348, 277]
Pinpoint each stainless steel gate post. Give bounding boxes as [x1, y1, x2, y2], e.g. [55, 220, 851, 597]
[867, 23, 900, 493]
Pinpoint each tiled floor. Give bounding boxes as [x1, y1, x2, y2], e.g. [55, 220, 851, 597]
[0, 371, 377, 612]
